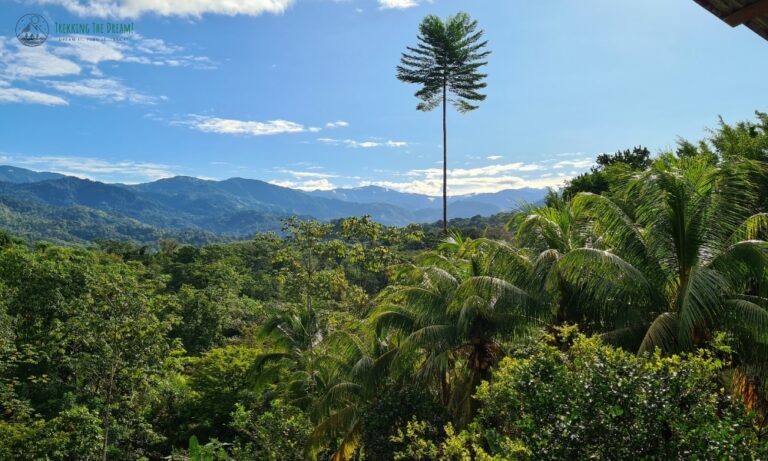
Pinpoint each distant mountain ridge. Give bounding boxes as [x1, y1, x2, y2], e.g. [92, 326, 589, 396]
[308, 185, 545, 216]
[0, 166, 547, 244]
[0, 166, 65, 184]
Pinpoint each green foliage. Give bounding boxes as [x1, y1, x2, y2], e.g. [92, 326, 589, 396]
[186, 345, 263, 440]
[470, 335, 756, 459]
[397, 12, 490, 113]
[375, 237, 548, 425]
[230, 399, 312, 461]
[391, 334, 760, 460]
[187, 436, 229, 461]
[392, 419, 529, 461]
[558, 146, 651, 202]
[0, 406, 103, 461]
[3, 112, 768, 460]
[595, 145, 652, 170]
[390, 418, 439, 460]
[0, 195, 224, 246]
[361, 384, 448, 460]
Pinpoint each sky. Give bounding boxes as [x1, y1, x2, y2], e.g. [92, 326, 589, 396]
[1, 0, 768, 196]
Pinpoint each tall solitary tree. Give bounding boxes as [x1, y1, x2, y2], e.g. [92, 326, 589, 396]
[397, 12, 490, 234]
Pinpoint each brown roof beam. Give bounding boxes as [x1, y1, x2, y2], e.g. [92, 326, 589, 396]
[724, 0, 768, 26]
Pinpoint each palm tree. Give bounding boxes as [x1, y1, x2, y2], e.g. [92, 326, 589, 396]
[304, 331, 394, 461]
[508, 199, 593, 341]
[249, 309, 329, 409]
[372, 237, 547, 425]
[550, 155, 768, 356]
[397, 12, 490, 234]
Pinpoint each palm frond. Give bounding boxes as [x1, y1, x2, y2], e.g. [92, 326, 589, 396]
[726, 298, 768, 343]
[709, 240, 768, 288]
[557, 248, 662, 324]
[639, 312, 679, 354]
[676, 267, 729, 350]
[306, 406, 360, 461]
[571, 193, 650, 269]
[728, 213, 768, 243]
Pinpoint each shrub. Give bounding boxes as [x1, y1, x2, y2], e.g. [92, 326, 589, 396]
[474, 335, 756, 459]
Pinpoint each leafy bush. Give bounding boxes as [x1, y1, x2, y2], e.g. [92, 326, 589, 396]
[393, 335, 761, 460]
[473, 335, 757, 459]
[0, 406, 103, 461]
[186, 345, 263, 441]
[230, 399, 312, 461]
[361, 383, 449, 460]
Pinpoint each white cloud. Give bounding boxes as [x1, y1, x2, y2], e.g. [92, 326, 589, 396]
[1, 42, 81, 79]
[362, 177, 562, 196]
[359, 160, 578, 196]
[378, 0, 419, 9]
[0, 87, 68, 105]
[0, 34, 209, 106]
[55, 39, 125, 64]
[553, 159, 594, 169]
[33, 0, 295, 18]
[353, 153, 600, 195]
[9, 155, 177, 182]
[181, 115, 308, 136]
[42, 78, 162, 104]
[487, 155, 503, 160]
[318, 137, 408, 148]
[270, 178, 336, 191]
[52, 35, 214, 69]
[278, 169, 337, 179]
[415, 162, 541, 178]
[325, 120, 349, 128]
[308, 126, 322, 133]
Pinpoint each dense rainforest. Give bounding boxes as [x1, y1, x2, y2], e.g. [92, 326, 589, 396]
[3, 113, 768, 460]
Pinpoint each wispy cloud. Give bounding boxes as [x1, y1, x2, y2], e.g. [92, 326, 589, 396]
[358, 158, 586, 196]
[378, 0, 420, 9]
[0, 87, 68, 106]
[269, 166, 349, 190]
[51, 34, 215, 69]
[325, 120, 349, 128]
[6, 154, 178, 182]
[1, 39, 81, 80]
[553, 159, 594, 169]
[32, 0, 295, 18]
[270, 178, 336, 191]
[318, 137, 408, 148]
[42, 78, 163, 104]
[180, 115, 309, 136]
[0, 33, 211, 106]
[277, 169, 338, 179]
[487, 155, 503, 160]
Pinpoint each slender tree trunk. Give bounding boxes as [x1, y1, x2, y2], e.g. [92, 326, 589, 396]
[101, 366, 116, 461]
[101, 404, 110, 461]
[442, 80, 448, 234]
[306, 246, 313, 351]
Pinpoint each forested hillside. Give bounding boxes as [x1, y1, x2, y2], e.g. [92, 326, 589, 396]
[2, 113, 768, 460]
[0, 173, 545, 244]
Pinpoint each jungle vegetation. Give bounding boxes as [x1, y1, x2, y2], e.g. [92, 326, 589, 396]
[3, 113, 768, 460]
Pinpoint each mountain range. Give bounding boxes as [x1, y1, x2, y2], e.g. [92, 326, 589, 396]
[0, 166, 546, 244]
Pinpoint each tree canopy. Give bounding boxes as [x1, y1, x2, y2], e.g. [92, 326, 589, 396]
[2, 113, 768, 459]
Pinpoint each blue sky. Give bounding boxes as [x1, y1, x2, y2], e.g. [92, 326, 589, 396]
[1, 0, 768, 195]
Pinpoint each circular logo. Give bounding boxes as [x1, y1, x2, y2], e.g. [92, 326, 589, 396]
[15, 14, 49, 47]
